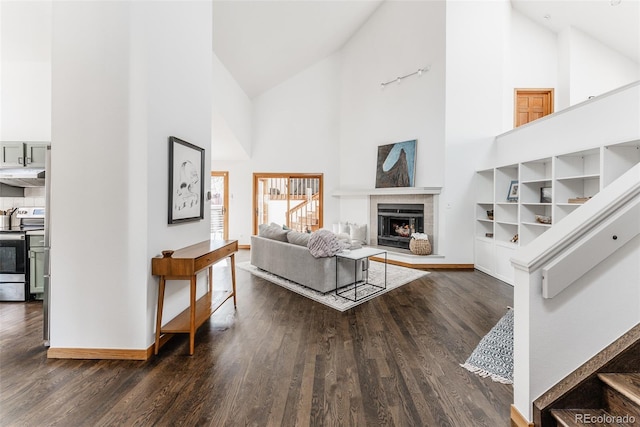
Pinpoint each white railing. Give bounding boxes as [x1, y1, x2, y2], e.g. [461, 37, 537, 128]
[512, 164, 640, 299]
[511, 163, 640, 422]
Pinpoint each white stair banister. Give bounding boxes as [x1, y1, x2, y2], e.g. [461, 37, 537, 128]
[542, 200, 640, 298]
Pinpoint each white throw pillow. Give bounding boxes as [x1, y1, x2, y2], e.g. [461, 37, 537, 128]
[338, 222, 350, 235]
[349, 223, 367, 245]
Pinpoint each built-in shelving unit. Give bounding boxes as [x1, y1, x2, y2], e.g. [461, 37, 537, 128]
[475, 140, 639, 285]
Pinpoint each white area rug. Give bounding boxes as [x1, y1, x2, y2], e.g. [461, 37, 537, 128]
[236, 260, 429, 312]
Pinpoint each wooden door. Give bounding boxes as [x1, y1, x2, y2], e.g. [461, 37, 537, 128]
[514, 89, 554, 127]
[210, 171, 228, 240]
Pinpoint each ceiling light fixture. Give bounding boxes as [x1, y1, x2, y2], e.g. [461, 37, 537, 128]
[381, 66, 431, 88]
[610, 0, 621, 5]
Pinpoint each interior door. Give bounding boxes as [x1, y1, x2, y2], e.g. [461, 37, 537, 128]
[210, 171, 228, 240]
[514, 89, 554, 127]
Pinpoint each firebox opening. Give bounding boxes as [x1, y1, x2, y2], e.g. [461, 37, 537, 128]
[377, 203, 424, 250]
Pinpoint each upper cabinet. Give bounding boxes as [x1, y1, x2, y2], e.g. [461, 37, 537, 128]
[0, 142, 48, 168]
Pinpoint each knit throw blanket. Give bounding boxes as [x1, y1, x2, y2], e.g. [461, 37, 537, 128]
[308, 229, 347, 258]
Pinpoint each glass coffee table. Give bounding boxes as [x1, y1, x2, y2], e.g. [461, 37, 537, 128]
[335, 247, 387, 302]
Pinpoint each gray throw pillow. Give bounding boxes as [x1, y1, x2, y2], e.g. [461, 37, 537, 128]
[259, 223, 290, 242]
[287, 231, 311, 247]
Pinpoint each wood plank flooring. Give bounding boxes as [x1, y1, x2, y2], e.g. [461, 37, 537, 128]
[0, 251, 513, 426]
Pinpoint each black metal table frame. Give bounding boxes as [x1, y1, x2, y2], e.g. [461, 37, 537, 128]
[335, 250, 387, 302]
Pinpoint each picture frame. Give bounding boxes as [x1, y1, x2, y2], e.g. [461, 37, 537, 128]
[168, 136, 205, 224]
[507, 180, 519, 202]
[540, 187, 552, 203]
[375, 139, 417, 188]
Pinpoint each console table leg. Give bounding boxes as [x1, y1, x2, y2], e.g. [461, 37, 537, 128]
[189, 276, 197, 355]
[230, 253, 237, 307]
[155, 277, 166, 355]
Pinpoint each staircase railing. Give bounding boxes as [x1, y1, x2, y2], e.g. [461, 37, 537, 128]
[287, 192, 320, 233]
[512, 163, 640, 299]
[511, 163, 640, 422]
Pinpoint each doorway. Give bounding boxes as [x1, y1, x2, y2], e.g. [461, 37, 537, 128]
[253, 173, 323, 235]
[514, 89, 554, 127]
[210, 171, 228, 240]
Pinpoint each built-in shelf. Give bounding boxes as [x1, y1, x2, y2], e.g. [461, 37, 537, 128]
[333, 186, 442, 197]
[475, 140, 640, 285]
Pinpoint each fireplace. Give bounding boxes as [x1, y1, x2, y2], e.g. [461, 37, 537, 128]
[377, 203, 424, 249]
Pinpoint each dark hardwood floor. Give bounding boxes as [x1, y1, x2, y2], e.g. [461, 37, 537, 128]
[0, 250, 513, 426]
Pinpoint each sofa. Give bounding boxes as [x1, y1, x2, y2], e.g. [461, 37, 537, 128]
[250, 229, 364, 294]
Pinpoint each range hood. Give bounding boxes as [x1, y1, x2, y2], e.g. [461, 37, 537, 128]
[0, 168, 45, 187]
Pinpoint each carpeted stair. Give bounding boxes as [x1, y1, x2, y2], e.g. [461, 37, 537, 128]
[551, 373, 640, 427]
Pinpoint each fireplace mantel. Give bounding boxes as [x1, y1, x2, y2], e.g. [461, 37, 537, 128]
[332, 187, 441, 197]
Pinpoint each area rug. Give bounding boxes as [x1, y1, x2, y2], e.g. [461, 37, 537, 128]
[236, 260, 428, 312]
[460, 307, 513, 384]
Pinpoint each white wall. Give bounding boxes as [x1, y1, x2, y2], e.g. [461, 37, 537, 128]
[0, 1, 51, 140]
[212, 52, 252, 161]
[443, 0, 510, 263]
[565, 26, 640, 106]
[334, 0, 446, 248]
[50, 1, 212, 350]
[512, 162, 640, 420]
[212, 54, 342, 245]
[509, 9, 558, 115]
[491, 82, 640, 169]
[339, 1, 446, 191]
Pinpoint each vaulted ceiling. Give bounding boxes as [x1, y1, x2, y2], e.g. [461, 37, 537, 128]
[212, 0, 384, 99]
[212, 0, 639, 99]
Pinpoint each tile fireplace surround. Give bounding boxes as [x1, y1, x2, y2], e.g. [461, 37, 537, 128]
[369, 194, 435, 253]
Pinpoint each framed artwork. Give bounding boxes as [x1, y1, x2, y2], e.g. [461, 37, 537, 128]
[540, 187, 552, 203]
[507, 180, 519, 202]
[375, 139, 416, 188]
[168, 136, 205, 224]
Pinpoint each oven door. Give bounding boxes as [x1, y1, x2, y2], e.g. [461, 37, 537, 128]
[0, 233, 27, 301]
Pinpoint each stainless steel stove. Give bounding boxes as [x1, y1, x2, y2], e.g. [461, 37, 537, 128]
[0, 207, 45, 301]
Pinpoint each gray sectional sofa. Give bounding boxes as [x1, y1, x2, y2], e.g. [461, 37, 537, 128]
[250, 233, 363, 294]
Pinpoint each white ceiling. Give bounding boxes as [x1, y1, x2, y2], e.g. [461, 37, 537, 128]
[212, 0, 384, 99]
[213, 0, 639, 100]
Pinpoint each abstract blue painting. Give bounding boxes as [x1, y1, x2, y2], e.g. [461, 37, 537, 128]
[375, 139, 416, 188]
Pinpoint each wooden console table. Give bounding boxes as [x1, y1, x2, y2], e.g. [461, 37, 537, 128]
[152, 239, 238, 355]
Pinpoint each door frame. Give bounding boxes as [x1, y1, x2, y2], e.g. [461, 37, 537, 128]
[514, 88, 554, 128]
[252, 172, 323, 235]
[211, 171, 229, 240]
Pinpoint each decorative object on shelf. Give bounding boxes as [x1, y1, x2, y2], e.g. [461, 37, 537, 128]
[507, 180, 519, 202]
[161, 250, 174, 258]
[486, 209, 494, 220]
[568, 197, 591, 204]
[510, 234, 518, 243]
[540, 187, 552, 203]
[535, 215, 552, 224]
[485, 233, 494, 238]
[168, 136, 205, 224]
[409, 232, 432, 255]
[375, 140, 416, 188]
